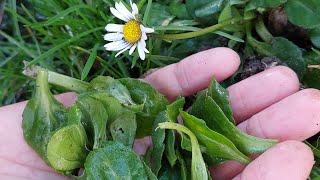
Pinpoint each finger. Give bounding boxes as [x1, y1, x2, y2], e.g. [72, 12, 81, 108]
[55, 92, 78, 107]
[237, 88, 320, 141]
[0, 158, 66, 180]
[210, 160, 245, 180]
[212, 88, 320, 179]
[143, 47, 241, 101]
[0, 93, 77, 178]
[227, 66, 300, 123]
[133, 136, 152, 155]
[233, 141, 314, 180]
[210, 155, 259, 180]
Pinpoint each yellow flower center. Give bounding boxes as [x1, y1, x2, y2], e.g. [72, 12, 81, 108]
[123, 20, 142, 43]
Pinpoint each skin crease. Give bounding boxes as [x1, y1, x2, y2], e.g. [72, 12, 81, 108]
[0, 47, 317, 180]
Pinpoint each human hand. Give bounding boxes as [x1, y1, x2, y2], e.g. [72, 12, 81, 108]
[0, 47, 318, 180]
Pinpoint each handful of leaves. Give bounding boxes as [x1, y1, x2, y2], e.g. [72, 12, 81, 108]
[22, 69, 277, 179]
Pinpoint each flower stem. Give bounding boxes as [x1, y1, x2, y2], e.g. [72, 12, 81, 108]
[153, 18, 243, 40]
[23, 62, 90, 93]
[255, 16, 273, 43]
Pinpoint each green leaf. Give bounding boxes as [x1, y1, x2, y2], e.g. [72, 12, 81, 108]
[22, 72, 89, 173]
[109, 110, 137, 147]
[186, 0, 227, 24]
[230, 0, 246, 5]
[176, 150, 188, 180]
[302, 52, 320, 89]
[47, 123, 88, 171]
[142, 160, 158, 180]
[190, 92, 278, 155]
[22, 70, 67, 164]
[169, 1, 191, 19]
[84, 141, 149, 179]
[89, 76, 143, 112]
[81, 43, 99, 80]
[310, 27, 320, 49]
[165, 97, 185, 167]
[150, 97, 185, 174]
[158, 122, 208, 180]
[149, 3, 174, 26]
[218, 4, 243, 32]
[180, 133, 193, 152]
[87, 92, 122, 124]
[247, 34, 307, 78]
[181, 111, 251, 164]
[158, 163, 182, 180]
[270, 37, 307, 78]
[166, 96, 185, 122]
[207, 78, 236, 124]
[76, 95, 108, 149]
[119, 78, 169, 137]
[47, 105, 88, 171]
[246, 0, 287, 11]
[165, 129, 177, 167]
[202, 155, 227, 166]
[151, 111, 166, 175]
[285, 0, 320, 28]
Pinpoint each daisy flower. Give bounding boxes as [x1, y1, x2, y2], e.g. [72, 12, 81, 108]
[104, 1, 154, 60]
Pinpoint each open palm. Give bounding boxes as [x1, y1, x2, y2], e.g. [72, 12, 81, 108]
[0, 48, 318, 180]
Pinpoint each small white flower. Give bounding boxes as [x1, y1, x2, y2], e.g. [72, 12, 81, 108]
[104, 0, 154, 60]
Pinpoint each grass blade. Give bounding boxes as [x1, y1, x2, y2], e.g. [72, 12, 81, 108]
[28, 4, 88, 28]
[142, 0, 152, 24]
[81, 43, 99, 80]
[0, 30, 36, 58]
[27, 27, 104, 66]
[8, 0, 22, 41]
[0, 0, 5, 24]
[214, 31, 244, 42]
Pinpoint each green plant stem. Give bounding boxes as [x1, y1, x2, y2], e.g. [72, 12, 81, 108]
[153, 18, 243, 40]
[245, 22, 273, 56]
[255, 16, 273, 43]
[23, 62, 89, 93]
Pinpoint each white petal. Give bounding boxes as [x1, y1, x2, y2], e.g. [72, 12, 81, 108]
[104, 33, 123, 41]
[104, 40, 129, 51]
[116, 2, 135, 20]
[141, 31, 147, 41]
[143, 26, 155, 34]
[139, 38, 146, 48]
[115, 44, 133, 57]
[129, 43, 137, 55]
[131, 1, 139, 16]
[105, 24, 124, 32]
[110, 7, 129, 22]
[144, 48, 149, 53]
[137, 41, 146, 60]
